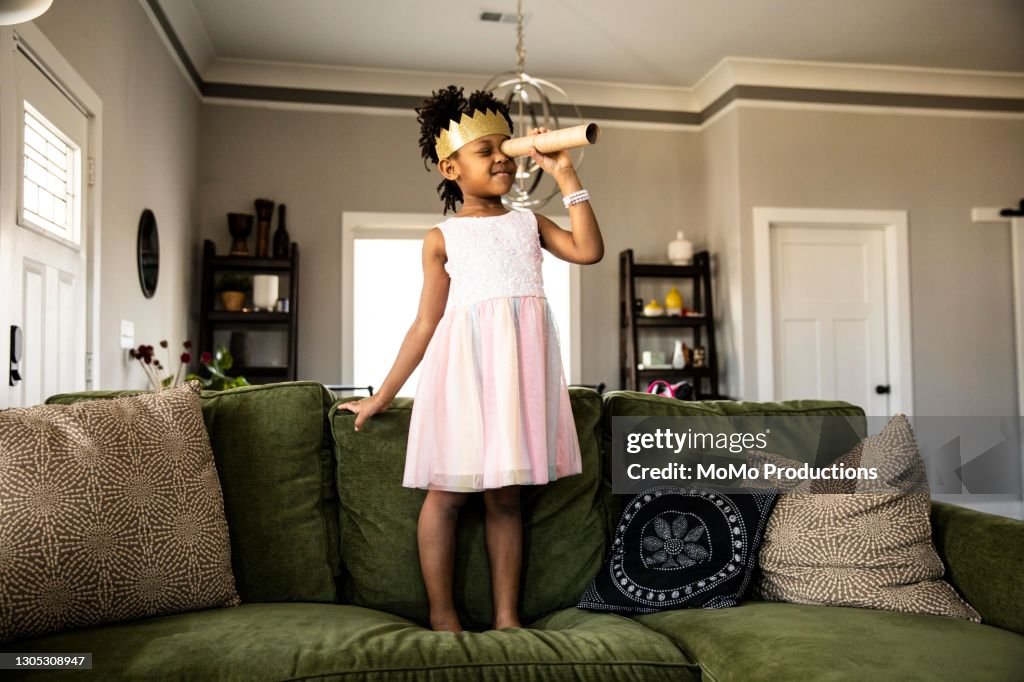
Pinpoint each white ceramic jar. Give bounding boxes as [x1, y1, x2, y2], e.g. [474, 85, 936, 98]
[668, 231, 694, 265]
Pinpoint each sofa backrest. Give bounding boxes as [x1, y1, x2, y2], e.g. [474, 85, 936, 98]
[598, 390, 867, 536]
[329, 388, 605, 629]
[46, 381, 341, 605]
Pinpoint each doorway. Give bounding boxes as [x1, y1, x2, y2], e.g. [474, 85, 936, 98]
[0, 25, 102, 408]
[752, 207, 914, 415]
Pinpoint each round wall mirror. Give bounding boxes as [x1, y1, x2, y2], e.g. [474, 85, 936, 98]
[137, 209, 159, 298]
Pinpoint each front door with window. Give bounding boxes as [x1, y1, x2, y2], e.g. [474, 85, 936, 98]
[1, 41, 90, 408]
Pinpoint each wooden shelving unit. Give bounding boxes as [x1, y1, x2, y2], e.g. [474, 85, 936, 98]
[198, 239, 299, 384]
[619, 249, 721, 398]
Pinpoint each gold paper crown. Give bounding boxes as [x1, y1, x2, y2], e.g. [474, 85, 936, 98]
[434, 108, 512, 161]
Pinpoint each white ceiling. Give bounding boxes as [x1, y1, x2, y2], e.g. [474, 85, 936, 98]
[180, 0, 1024, 87]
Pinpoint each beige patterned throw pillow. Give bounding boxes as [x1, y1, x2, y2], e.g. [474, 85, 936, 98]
[749, 414, 980, 622]
[0, 381, 240, 643]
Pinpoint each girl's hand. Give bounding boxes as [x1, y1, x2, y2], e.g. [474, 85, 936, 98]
[337, 394, 390, 432]
[527, 126, 574, 177]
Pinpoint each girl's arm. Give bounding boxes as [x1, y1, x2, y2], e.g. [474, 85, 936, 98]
[527, 128, 604, 265]
[338, 227, 449, 430]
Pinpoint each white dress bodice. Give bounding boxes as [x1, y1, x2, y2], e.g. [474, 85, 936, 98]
[437, 209, 546, 308]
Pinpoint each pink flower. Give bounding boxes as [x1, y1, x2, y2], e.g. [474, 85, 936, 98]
[200, 351, 213, 365]
[181, 352, 192, 363]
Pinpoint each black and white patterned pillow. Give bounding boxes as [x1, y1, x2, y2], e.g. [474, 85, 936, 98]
[577, 485, 777, 614]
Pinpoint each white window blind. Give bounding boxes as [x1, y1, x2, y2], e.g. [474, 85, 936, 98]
[21, 101, 79, 242]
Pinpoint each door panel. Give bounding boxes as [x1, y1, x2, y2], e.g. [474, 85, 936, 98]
[771, 226, 889, 414]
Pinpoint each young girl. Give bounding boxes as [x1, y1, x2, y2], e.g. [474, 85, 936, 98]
[338, 85, 604, 633]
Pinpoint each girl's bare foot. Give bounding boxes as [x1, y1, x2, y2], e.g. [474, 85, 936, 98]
[430, 611, 464, 633]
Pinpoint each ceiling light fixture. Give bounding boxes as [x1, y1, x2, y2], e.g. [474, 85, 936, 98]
[484, 0, 587, 210]
[0, 0, 53, 26]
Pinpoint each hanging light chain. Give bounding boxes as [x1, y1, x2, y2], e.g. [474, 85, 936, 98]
[516, 0, 526, 75]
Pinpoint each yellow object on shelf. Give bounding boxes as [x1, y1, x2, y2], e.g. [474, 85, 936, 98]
[665, 286, 683, 316]
[643, 299, 664, 316]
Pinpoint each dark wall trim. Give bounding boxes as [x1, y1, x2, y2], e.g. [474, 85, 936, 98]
[145, 0, 204, 92]
[732, 85, 1024, 114]
[150, 0, 1024, 123]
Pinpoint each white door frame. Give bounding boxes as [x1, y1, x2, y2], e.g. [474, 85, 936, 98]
[0, 22, 103, 406]
[340, 211, 582, 388]
[971, 207, 1024, 508]
[752, 207, 914, 415]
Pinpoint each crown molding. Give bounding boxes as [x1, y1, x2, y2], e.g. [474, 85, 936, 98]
[204, 58, 698, 112]
[695, 57, 1024, 109]
[143, 0, 1024, 121]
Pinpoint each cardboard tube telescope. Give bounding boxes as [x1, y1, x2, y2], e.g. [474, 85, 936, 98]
[500, 123, 601, 159]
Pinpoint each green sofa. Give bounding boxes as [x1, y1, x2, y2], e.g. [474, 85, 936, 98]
[4, 381, 1023, 680]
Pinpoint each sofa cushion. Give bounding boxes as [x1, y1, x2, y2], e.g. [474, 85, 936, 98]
[329, 388, 606, 629]
[635, 601, 1024, 681]
[46, 381, 341, 604]
[578, 485, 776, 613]
[0, 603, 700, 681]
[1, 382, 239, 643]
[752, 414, 980, 622]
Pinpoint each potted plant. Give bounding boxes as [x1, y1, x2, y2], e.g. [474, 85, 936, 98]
[216, 272, 250, 312]
[185, 346, 250, 391]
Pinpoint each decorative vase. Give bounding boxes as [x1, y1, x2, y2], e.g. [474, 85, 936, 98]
[665, 286, 683, 316]
[228, 213, 254, 256]
[668, 230, 694, 265]
[273, 204, 290, 258]
[221, 291, 245, 311]
[672, 340, 686, 369]
[253, 275, 280, 311]
[643, 299, 664, 316]
[254, 198, 275, 258]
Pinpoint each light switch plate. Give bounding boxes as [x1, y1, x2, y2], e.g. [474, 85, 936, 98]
[120, 320, 135, 349]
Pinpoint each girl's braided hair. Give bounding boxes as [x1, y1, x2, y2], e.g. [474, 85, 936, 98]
[416, 85, 514, 215]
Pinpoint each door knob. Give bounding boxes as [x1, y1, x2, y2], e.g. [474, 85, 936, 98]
[875, 384, 890, 394]
[10, 325, 23, 387]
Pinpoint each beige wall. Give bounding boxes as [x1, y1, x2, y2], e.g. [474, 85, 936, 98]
[35, 0, 201, 390]
[198, 103, 1024, 414]
[198, 105, 702, 387]
[700, 110, 742, 398]
[734, 108, 1024, 415]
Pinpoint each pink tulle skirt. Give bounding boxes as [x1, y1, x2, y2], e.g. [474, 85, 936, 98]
[403, 295, 582, 492]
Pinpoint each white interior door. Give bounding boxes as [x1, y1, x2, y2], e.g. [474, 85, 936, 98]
[1, 45, 89, 407]
[771, 226, 890, 414]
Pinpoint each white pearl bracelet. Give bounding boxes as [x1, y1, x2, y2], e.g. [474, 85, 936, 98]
[562, 189, 590, 209]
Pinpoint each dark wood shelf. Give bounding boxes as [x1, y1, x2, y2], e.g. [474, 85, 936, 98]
[632, 263, 703, 278]
[620, 249, 720, 399]
[208, 255, 292, 272]
[200, 238, 299, 385]
[207, 311, 291, 324]
[634, 316, 709, 328]
[635, 366, 712, 376]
